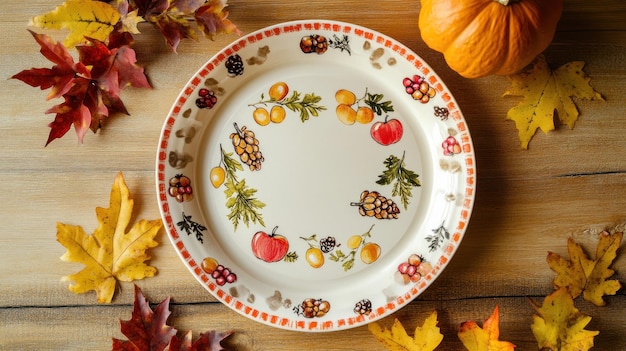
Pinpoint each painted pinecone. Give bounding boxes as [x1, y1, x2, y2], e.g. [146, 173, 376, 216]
[351, 190, 400, 219]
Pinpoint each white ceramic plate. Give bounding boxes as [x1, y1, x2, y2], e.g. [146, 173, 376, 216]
[156, 20, 476, 332]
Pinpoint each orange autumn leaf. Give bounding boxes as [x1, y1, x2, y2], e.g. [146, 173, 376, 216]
[57, 172, 162, 303]
[368, 311, 443, 351]
[530, 288, 599, 351]
[503, 55, 603, 149]
[547, 231, 622, 306]
[458, 306, 515, 351]
[30, 0, 121, 47]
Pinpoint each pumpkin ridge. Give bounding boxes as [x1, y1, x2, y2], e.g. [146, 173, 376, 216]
[450, 2, 511, 77]
[418, 0, 563, 78]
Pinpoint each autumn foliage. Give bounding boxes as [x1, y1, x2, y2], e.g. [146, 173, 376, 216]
[368, 231, 622, 350]
[12, 0, 240, 145]
[504, 55, 603, 148]
[57, 172, 162, 303]
[113, 285, 232, 351]
[13, 30, 150, 145]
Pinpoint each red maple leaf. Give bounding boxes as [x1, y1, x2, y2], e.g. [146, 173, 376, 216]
[112, 285, 177, 351]
[11, 30, 90, 101]
[12, 30, 150, 145]
[78, 33, 150, 115]
[112, 285, 233, 351]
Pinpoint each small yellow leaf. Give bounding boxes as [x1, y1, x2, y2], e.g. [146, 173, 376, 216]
[530, 288, 599, 351]
[547, 231, 622, 306]
[369, 312, 443, 351]
[57, 172, 162, 303]
[120, 9, 143, 34]
[112, 0, 143, 34]
[458, 306, 515, 351]
[503, 55, 603, 149]
[30, 0, 121, 47]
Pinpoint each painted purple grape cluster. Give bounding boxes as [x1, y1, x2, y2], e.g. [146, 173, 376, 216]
[196, 88, 217, 109]
[211, 264, 237, 286]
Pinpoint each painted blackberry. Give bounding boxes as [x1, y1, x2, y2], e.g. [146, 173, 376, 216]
[319, 236, 336, 253]
[434, 106, 449, 120]
[225, 54, 244, 76]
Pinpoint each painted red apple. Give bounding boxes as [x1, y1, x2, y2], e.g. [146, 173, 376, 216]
[371, 115, 403, 145]
[251, 226, 289, 263]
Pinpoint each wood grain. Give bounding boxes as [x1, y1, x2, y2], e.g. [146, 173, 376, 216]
[1, 1, 624, 350]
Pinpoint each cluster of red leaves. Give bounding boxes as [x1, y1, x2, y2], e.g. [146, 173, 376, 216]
[12, 0, 240, 145]
[13, 30, 150, 145]
[113, 285, 232, 351]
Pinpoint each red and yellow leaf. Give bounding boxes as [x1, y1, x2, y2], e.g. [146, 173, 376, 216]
[503, 55, 603, 149]
[133, 0, 239, 52]
[112, 285, 233, 351]
[113, 0, 144, 34]
[530, 288, 599, 351]
[547, 231, 622, 306]
[194, 0, 241, 39]
[11, 30, 90, 101]
[458, 306, 515, 351]
[112, 285, 177, 351]
[30, 0, 121, 47]
[57, 173, 162, 303]
[12, 31, 150, 145]
[369, 312, 443, 351]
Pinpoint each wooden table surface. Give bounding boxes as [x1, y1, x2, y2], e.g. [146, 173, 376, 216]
[1, 1, 625, 350]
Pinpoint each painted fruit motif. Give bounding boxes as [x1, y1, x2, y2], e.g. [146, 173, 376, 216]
[209, 166, 226, 188]
[305, 247, 325, 268]
[252, 226, 290, 262]
[360, 242, 381, 264]
[334, 88, 388, 126]
[200, 257, 237, 286]
[336, 103, 357, 125]
[168, 174, 193, 202]
[371, 115, 403, 145]
[269, 81, 289, 100]
[395, 254, 433, 285]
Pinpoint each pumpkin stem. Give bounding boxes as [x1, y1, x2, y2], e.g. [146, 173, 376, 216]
[494, 0, 518, 5]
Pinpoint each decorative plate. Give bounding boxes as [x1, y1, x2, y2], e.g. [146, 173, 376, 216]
[156, 20, 476, 332]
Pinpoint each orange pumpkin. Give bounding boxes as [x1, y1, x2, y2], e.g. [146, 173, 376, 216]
[418, 0, 563, 78]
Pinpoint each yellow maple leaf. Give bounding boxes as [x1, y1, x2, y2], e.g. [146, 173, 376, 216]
[530, 288, 599, 351]
[458, 306, 515, 351]
[57, 172, 162, 303]
[368, 311, 443, 351]
[30, 0, 121, 47]
[503, 55, 603, 149]
[547, 231, 622, 306]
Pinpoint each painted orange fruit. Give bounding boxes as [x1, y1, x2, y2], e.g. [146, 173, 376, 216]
[253, 107, 270, 126]
[360, 243, 381, 264]
[305, 247, 324, 268]
[269, 82, 289, 101]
